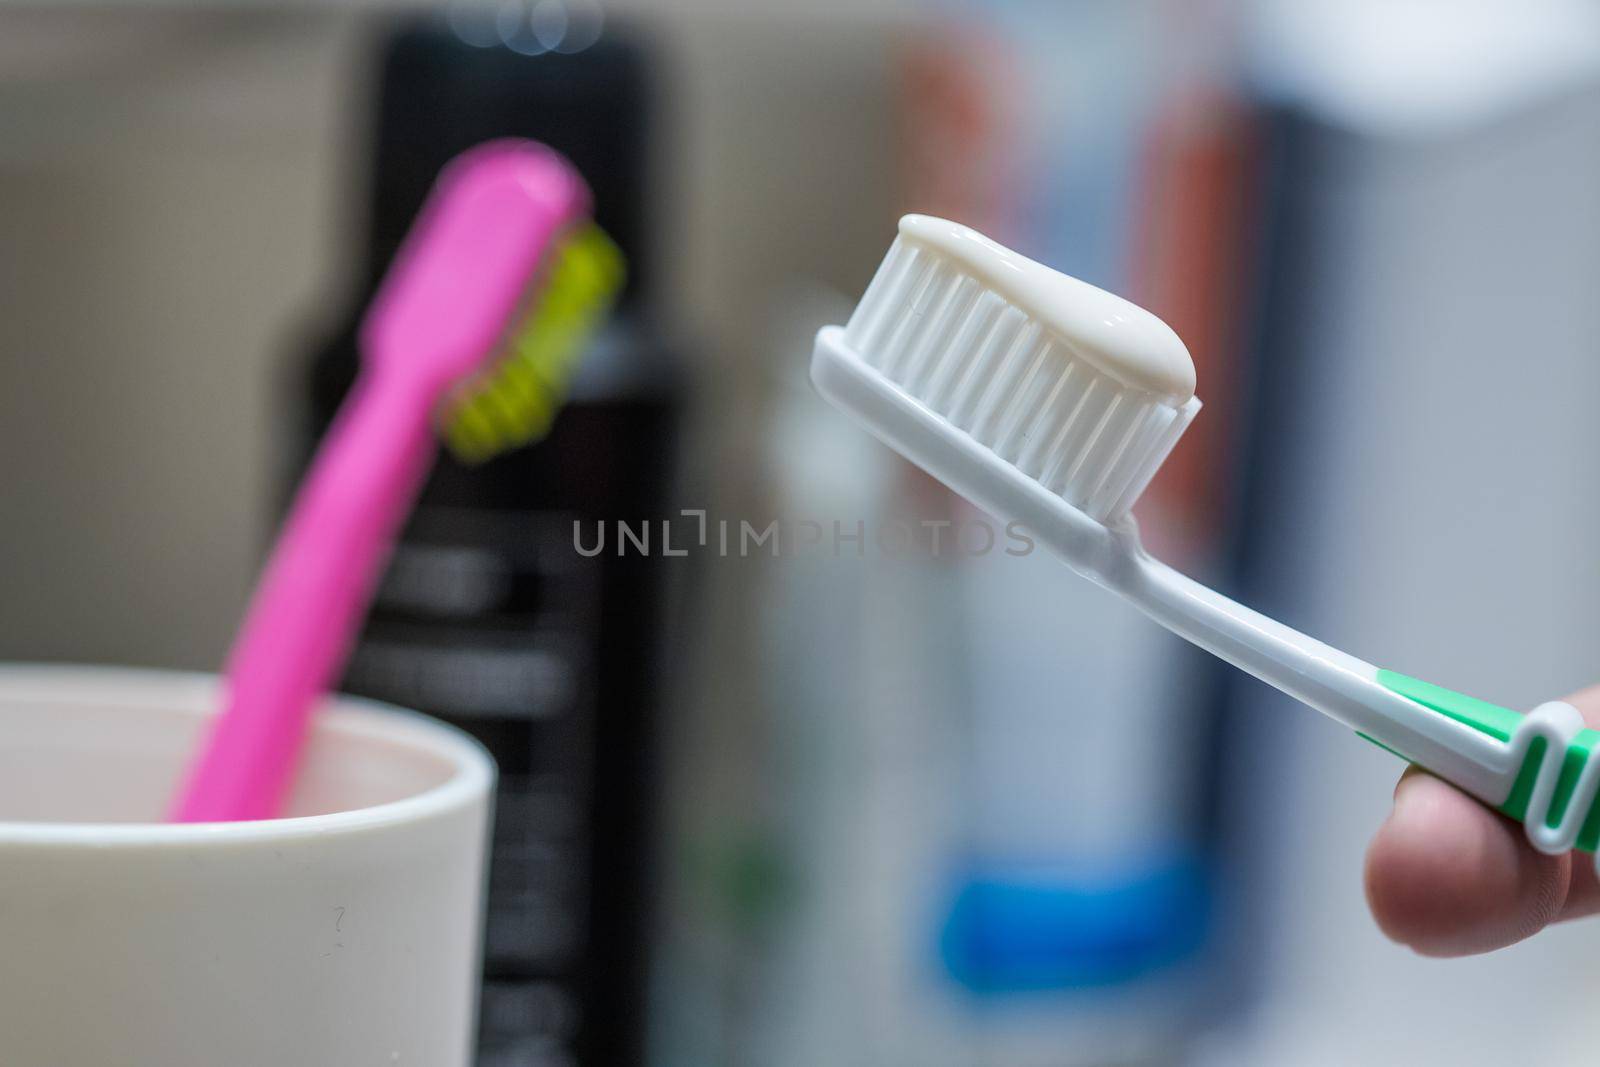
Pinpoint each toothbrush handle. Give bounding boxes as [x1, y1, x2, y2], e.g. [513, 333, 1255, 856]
[1120, 553, 1600, 853]
[171, 368, 438, 821]
[1373, 670, 1600, 852]
[1117, 554, 1510, 804]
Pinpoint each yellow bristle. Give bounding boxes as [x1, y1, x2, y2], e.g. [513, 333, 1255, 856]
[442, 222, 626, 463]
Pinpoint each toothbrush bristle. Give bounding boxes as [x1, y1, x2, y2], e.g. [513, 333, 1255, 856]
[842, 235, 1198, 523]
[442, 222, 625, 463]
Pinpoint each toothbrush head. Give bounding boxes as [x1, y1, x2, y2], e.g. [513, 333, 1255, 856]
[362, 140, 589, 386]
[441, 220, 625, 463]
[361, 138, 625, 462]
[813, 215, 1200, 528]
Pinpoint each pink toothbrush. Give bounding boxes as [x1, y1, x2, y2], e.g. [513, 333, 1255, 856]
[172, 140, 595, 821]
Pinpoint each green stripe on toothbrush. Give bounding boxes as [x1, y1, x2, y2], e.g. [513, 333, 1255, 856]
[1375, 670, 1600, 852]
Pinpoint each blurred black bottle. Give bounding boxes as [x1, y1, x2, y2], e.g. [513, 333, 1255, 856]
[303, 15, 678, 1067]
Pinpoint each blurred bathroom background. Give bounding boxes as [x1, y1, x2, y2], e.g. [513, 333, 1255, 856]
[3, 1, 1600, 1065]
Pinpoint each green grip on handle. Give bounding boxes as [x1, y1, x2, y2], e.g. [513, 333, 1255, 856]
[1374, 670, 1600, 853]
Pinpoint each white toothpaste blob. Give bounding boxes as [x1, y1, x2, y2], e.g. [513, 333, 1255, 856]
[896, 214, 1196, 402]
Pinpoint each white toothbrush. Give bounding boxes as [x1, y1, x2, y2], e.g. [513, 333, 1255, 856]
[812, 214, 1600, 861]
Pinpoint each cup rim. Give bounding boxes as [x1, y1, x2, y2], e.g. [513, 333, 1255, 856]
[0, 663, 496, 847]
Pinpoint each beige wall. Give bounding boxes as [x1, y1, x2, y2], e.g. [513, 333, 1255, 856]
[0, 14, 364, 668]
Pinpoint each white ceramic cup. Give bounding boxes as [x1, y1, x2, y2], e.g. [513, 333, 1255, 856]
[0, 664, 496, 1066]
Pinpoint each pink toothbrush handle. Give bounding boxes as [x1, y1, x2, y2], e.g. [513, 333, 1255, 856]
[171, 140, 591, 822]
[171, 368, 438, 821]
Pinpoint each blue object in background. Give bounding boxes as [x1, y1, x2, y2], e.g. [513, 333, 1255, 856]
[940, 855, 1210, 994]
